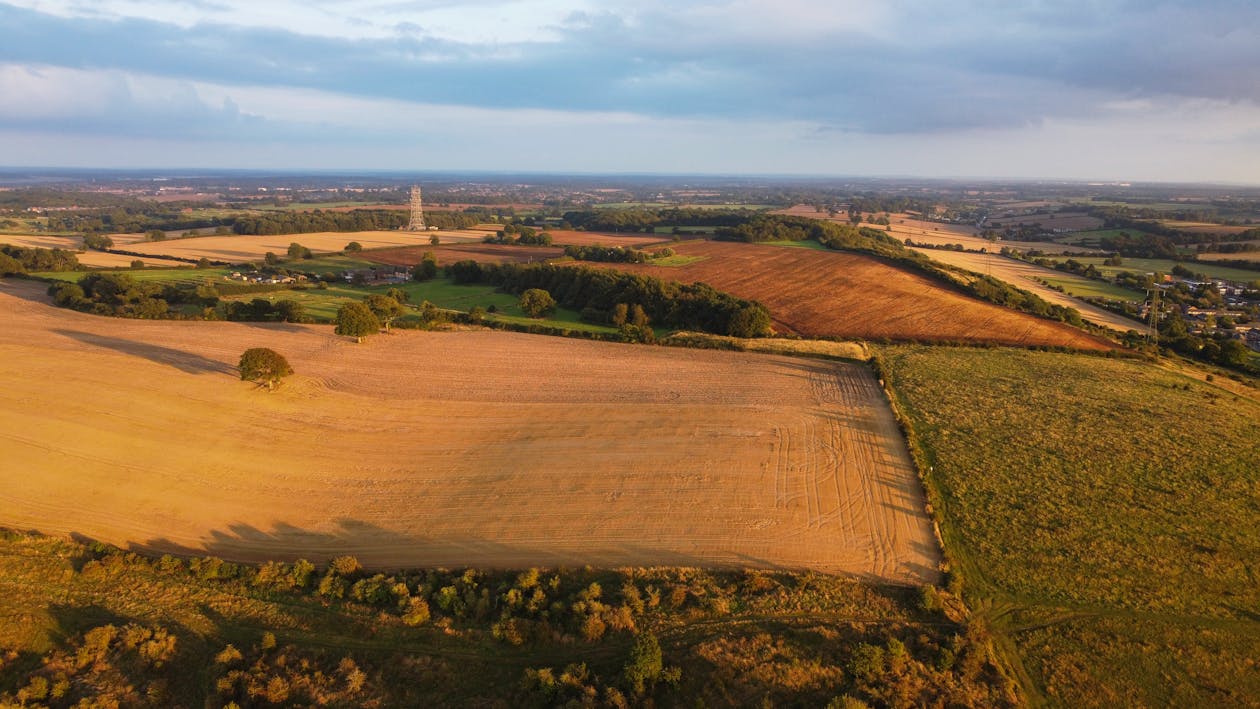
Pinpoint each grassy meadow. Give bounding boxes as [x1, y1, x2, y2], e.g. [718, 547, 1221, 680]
[878, 346, 1260, 706]
[220, 277, 619, 334]
[1036, 275, 1142, 301]
[1069, 256, 1260, 283]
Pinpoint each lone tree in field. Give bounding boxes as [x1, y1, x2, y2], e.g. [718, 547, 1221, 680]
[335, 301, 380, 342]
[519, 288, 556, 318]
[238, 347, 293, 390]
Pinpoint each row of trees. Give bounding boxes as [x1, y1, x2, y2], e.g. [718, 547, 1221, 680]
[0, 243, 80, 273]
[446, 260, 771, 337]
[482, 223, 554, 246]
[561, 207, 753, 233]
[230, 209, 408, 235]
[562, 244, 649, 263]
[47, 272, 217, 318]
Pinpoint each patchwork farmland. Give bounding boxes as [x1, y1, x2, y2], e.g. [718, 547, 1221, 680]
[0, 279, 939, 583]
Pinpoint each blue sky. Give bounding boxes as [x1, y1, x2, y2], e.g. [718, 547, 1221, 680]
[2, 0, 1259, 181]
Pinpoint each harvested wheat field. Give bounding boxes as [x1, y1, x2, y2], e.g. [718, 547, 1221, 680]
[908, 248, 1142, 332]
[543, 229, 671, 248]
[771, 207, 1090, 254]
[613, 241, 1112, 349]
[1158, 220, 1256, 236]
[1197, 249, 1260, 261]
[0, 234, 188, 267]
[883, 217, 1095, 254]
[987, 211, 1103, 232]
[122, 230, 487, 263]
[364, 242, 564, 266]
[0, 279, 939, 582]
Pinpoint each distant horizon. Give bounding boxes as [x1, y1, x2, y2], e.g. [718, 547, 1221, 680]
[3, 1, 1259, 184]
[2, 165, 1259, 190]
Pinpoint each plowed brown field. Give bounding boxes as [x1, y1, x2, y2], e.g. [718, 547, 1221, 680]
[612, 241, 1113, 349]
[543, 230, 671, 248]
[0, 279, 939, 582]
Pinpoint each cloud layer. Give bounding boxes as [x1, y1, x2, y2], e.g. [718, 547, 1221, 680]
[2, 1, 1259, 180]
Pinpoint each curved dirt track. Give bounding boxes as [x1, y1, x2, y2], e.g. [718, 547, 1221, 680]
[0, 280, 939, 583]
[614, 241, 1114, 350]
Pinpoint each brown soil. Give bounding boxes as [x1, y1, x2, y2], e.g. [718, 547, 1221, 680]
[0, 279, 939, 582]
[543, 230, 672, 248]
[612, 241, 1114, 350]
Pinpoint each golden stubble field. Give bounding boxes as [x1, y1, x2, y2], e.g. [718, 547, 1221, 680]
[0, 280, 939, 583]
[908, 248, 1143, 333]
[121, 229, 487, 262]
[0, 233, 189, 268]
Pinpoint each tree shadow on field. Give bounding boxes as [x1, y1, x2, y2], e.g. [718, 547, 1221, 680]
[237, 320, 309, 333]
[127, 518, 722, 572]
[53, 329, 234, 376]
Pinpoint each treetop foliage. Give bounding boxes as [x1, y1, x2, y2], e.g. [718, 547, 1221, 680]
[238, 347, 294, 388]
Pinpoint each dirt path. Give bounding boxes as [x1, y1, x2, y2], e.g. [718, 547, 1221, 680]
[0, 279, 940, 583]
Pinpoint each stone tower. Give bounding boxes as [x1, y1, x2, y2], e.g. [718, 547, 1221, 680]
[405, 185, 426, 231]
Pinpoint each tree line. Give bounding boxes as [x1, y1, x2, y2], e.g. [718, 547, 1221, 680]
[0, 243, 80, 273]
[561, 207, 755, 233]
[447, 260, 771, 337]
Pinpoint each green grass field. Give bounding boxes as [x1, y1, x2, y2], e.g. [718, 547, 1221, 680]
[35, 267, 233, 285]
[288, 254, 377, 276]
[1069, 256, 1260, 282]
[1037, 275, 1142, 301]
[1054, 228, 1160, 246]
[222, 278, 618, 334]
[648, 255, 707, 267]
[878, 346, 1260, 706]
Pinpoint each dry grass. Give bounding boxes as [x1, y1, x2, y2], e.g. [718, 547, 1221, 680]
[770, 207, 1094, 254]
[121, 230, 487, 263]
[0, 279, 939, 583]
[1196, 249, 1260, 262]
[1158, 220, 1255, 235]
[611, 241, 1113, 350]
[0, 233, 189, 267]
[663, 332, 870, 361]
[908, 248, 1143, 332]
[986, 212, 1103, 232]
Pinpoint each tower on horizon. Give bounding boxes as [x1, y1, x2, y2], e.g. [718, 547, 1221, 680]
[404, 185, 426, 231]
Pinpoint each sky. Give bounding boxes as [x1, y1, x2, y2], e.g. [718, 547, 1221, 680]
[2, 0, 1260, 182]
